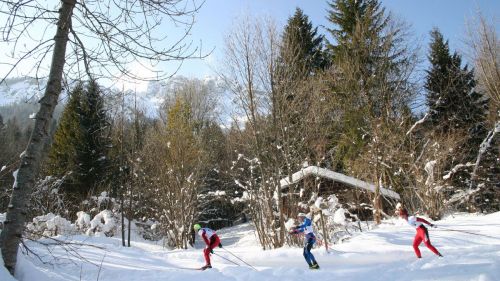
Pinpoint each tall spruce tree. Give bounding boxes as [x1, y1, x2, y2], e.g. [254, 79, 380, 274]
[326, 0, 411, 162]
[271, 8, 329, 190]
[326, 0, 403, 119]
[425, 29, 493, 212]
[47, 81, 110, 200]
[279, 7, 326, 78]
[425, 28, 488, 153]
[275, 7, 326, 134]
[197, 122, 245, 229]
[326, 0, 389, 61]
[326, 0, 417, 223]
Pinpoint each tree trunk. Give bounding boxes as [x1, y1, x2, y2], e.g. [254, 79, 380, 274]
[374, 176, 382, 225]
[127, 182, 132, 247]
[121, 194, 125, 246]
[277, 179, 285, 247]
[0, 0, 76, 274]
[374, 189, 382, 224]
[319, 210, 329, 251]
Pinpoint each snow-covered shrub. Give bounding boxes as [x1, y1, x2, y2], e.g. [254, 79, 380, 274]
[28, 176, 68, 219]
[26, 213, 76, 238]
[82, 191, 117, 215]
[86, 210, 118, 237]
[312, 195, 366, 244]
[135, 220, 162, 241]
[197, 168, 247, 230]
[284, 218, 296, 232]
[75, 211, 91, 231]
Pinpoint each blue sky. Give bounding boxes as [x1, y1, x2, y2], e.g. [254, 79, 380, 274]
[0, 0, 498, 84]
[176, 0, 499, 78]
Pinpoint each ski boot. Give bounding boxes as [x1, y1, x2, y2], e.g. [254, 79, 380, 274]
[309, 263, 320, 270]
[200, 264, 212, 270]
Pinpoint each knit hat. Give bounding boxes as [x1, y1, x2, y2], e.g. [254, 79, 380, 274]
[193, 224, 201, 231]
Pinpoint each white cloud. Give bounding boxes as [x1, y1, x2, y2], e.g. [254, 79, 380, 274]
[114, 60, 157, 93]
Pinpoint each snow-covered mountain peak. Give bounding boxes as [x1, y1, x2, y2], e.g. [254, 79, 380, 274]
[0, 78, 46, 106]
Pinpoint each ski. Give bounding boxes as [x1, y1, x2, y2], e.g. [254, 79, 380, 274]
[173, 266, 208, 271]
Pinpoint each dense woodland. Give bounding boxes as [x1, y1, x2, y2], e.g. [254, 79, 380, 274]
[0, 0, 498, 256]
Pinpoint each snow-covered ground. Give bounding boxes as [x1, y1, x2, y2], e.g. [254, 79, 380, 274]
[5, 212, 500, 281]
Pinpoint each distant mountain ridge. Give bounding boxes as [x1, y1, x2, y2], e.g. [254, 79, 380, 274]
[0, 77, 47, 106]
[0, 76, 223, 119]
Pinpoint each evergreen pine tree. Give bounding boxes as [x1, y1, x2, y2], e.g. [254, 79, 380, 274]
[279, 7, 326, 78]
[326, 0, 389, 61]
[197, 122, 245, 229]
[47, 81, 110, 200]
[425, 28, 488, 157]
[275, 8, 327, 146]
[47, 85, 83, 190]
[326, 0, 411, 169]
[76, 81, 109, 196]
[425, 29, 493, 212]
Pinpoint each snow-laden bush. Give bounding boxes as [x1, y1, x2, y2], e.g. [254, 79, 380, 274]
[28, 176, 68, 219]
[82, 191, 117, 215]
[26, 213, 76, 238]
[135, 220, 162, 241]
[75, 211, 91, 231]
[284, 218, 296, 232]
[25, 209, 120, 238]
[22, 190, 160, 240]
[86, 210, 118, 237]
[311, 195, 369, 244]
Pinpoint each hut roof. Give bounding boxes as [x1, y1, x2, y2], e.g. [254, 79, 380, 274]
[279, 166, 400, 200]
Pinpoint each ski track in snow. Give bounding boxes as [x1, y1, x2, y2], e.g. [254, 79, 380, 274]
[7, 212, 500, 281]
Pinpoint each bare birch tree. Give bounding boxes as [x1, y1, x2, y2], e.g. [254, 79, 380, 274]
[466, 15, 500, 186]
[220, 13, 331, 249]
[141, 97, 204, 249]
[219, 15, 288, 249]
[0, 0, 204, 274]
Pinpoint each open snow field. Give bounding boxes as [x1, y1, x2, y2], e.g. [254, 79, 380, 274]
[3, 212, 500, 281]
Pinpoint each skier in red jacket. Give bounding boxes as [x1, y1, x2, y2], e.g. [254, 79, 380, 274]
[398, 208, 443, 258]
[194, 224, 222, 270]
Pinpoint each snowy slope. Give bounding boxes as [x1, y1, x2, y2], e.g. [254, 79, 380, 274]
[10, 212, 500, 281]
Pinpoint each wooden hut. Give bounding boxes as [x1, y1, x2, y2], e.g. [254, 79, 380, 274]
[280, 166, 400, 221]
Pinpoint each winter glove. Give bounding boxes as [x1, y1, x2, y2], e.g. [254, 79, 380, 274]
[430, 224, 437, 228]
[211, 249, 214, 254]
[218, 243, 223, 248]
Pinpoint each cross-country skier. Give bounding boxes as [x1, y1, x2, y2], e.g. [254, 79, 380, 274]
[193, 224, 222, 270]
[397, 207, 443, 259]
[290, 213, 320, 269]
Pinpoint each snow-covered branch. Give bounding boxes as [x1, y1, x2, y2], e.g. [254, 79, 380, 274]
[470, 120, 500, 184]
[406, 113, 429, 136]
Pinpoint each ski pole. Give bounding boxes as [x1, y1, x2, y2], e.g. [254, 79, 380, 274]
[436, 227, 499, 240]
[212, 252, 240, 266]
[221, 247, 258, 271]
